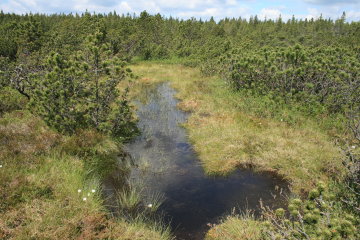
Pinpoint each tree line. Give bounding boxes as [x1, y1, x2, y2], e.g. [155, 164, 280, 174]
[0, 9, 358, 142]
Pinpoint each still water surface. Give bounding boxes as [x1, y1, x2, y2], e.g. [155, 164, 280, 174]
[125, 83, 289, 240]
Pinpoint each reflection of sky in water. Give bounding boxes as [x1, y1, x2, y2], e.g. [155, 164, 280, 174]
[125, 83, 289, 240]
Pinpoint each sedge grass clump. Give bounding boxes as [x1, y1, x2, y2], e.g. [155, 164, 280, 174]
[145, 191, 165, 213]
[118, 217, 174, 240]
[116, 184, 164, 215]
[205, 211, 263, 240]
[117, 185, 142, 214]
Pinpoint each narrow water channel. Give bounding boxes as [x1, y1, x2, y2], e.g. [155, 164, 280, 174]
[125, 82, 289, 240]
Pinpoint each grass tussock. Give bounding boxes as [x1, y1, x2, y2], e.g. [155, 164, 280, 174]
[117, 185, 142, 212]
[205, 215, 262, 240]
[0, 110, 172, 240]
[130, 62, 345, 194]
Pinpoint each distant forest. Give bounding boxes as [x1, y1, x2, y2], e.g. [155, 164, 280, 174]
[1, 11, 359, 119]
[1, 11, 359, 60]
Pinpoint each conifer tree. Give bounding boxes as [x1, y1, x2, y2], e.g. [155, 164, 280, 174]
[29, 29, 137, 137]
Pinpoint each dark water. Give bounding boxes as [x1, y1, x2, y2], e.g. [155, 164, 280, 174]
[125, 83, 289, 240]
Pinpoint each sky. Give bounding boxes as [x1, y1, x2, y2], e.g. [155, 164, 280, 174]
[1, 0, 360, 21]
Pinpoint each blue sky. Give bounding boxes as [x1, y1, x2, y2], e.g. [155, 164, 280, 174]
[1, 0, 360, 21]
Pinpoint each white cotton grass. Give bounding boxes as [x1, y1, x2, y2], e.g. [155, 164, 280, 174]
[79, 188, 97, 202]
[78, 187, 98, 202]
[351, 145, 356, 149]
[147, 203, 153, 208]
[0, 164, 3, 168]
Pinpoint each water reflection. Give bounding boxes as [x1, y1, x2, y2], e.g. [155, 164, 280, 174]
[125, 83, 289, 240]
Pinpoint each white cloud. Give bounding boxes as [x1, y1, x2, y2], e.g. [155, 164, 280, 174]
[119, 2, 132, 12]
[347, 10, 360, 19]
[226, 0, 237, 6]
[303, 0, 360, 4]
[305, 7, 321, 19]
[72, 0, 134, 13]
[224, 6, 251, 19]
[0, 0, 26, 13]
[258, 8, 283, 20]
[177, 5, 250, 20]
[155, 0, 217, 10]
[177, 8, 219, 18]
[302, 6, 351, 20]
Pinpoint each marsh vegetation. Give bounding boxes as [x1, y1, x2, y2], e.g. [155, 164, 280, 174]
[0, 11, 359, 240]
